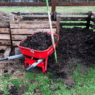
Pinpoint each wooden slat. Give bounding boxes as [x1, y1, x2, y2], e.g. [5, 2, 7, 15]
[92, 13, 95, 16]
[0, 23, 9, 28]
[23, 15, 48, 17]
[91, 18, 94, 22]
[13, 41, 20, 46]
[11, 29, 56, 35]
[0, 2, 95, 6]
[60, 23, 86, 26]
[12, 30, 56, 41]
[0, 46, 9, 50]
[12, 35, 28, 41]
[23, 16, 48, 20]
[0, 2, 50, 6]
[0, 40, 11, 45]
[91, 18, 95, 23]
[57, 12, 88, 15]
[12, 12, 48, 15]
[90, 24, 95, 29]
[10, 22, 56, 29]
[10, 21, 56, 24]
[60, 17, 87, 21]
[56, 15, 60, 48]
[0, 34, 10, 40]
[0, 28, 9, 34]
[56, 2, 95, 6]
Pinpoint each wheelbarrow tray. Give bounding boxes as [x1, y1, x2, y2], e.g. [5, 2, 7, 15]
[17, 32, 59, 59]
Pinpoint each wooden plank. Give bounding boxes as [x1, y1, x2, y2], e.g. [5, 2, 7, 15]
[91, 13, 95, 16]
[10, 23, 56, 29]
[91, 18, 94, 22]
[12, 12, 48, 15]
[91, 17, 95, 23]
[12, 35, 28, 41]
[56, 2, 95, 6]
[0, 2, 95, 6]
[0, 46, 9, 50]
[60, 23, 86, 26]
[9, 22, 13, 49]
[10, 21, 56, 24]
[86, 11, 92, 29]
[0, 34, 10, 40]
[0, 23, 9, 28]
[12, 30, 56, 41]
[11, 29, 56, 34]
[0, 28, 9, 34]
[57, 12, 88, 15]
[0, 40, 11, 45]
[13, 41, 21, 46]
[60, 17, 87, 21]
[52, 0, 56, 12]
[56, 15, 60, 48]
[0, 2, 51, 6]
[23, 15, 48, 17]
[90, 24, 95, 29]
[23, 16, 48, 20]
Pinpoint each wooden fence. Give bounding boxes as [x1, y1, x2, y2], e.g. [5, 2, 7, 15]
[55, 11, 95, 29]
[0, 2, 95, 6]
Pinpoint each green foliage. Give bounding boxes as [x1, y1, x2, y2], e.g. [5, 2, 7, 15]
[10, 79, 20, 87]
[0, 77, 10, 95]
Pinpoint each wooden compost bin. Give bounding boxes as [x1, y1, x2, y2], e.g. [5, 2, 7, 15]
[0, 11, 95, 50]
[55, 11, 95, 39]
[58, 11, 95, 29]
[0, 12, 58, 50]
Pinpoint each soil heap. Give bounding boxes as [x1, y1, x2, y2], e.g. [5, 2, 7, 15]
[20, 32, 57, 51]
[48, 27, 95, 67]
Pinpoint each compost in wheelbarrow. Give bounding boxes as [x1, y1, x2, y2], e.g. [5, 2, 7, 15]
[17, 32, 59, 73]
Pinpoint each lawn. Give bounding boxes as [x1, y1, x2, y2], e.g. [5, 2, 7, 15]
[0, 63, 95, 95]
[0, 6, 95, 12]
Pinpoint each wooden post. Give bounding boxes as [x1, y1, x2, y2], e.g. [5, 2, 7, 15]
[94, 16, 95, 29]
[56, 15, 60, 49]
[86, 11, 92, 29]
[9, 15, 14, 50]
[51, 0, 56, 12]
[9, 22, 13, 50]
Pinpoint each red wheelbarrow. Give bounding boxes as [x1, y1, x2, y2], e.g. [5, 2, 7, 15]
[17, 32, 59, 73]
[0, 32, 59, 73]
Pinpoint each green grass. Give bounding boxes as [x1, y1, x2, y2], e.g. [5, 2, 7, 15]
[0, 64, 95, 95]
[0, 6, 95, 12]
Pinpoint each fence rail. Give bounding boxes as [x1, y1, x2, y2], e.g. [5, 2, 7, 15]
[0, 2, 95, 6]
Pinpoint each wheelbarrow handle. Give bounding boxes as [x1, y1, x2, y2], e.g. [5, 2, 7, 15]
[0, 57, 8, 61]
[0, 54, 24, 61]
[26, 59, 44, 71]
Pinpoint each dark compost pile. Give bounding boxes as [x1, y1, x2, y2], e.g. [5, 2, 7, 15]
[48, 27, 95, 67]
[20, 32, 57, 50]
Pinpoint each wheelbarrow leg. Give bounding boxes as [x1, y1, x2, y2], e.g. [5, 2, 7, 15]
[25, 62, 28, 68]
[42, 57, 48, 73]
[42, 61, 45, 73]
[45, 57, 48, 71]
